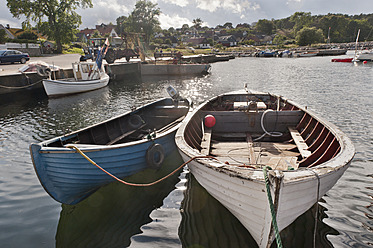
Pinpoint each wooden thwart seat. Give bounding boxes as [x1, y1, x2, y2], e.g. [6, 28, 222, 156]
[107, 123, 146, 145]
[288, 127, 311, 158]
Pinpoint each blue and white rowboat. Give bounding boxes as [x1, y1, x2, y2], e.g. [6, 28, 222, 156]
[30, 95, 190, 204]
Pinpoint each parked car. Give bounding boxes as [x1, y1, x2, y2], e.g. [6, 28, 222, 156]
[0, 50, 30, 64]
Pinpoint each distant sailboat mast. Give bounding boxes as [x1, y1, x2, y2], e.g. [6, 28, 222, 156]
[353, 29, 361, 62]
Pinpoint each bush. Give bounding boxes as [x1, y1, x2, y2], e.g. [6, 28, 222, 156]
[63, 47, 84, 55]
[0, 29, 7, 43]
[17, 31, 38, 40]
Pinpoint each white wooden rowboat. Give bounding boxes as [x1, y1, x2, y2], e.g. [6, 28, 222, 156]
[175, 89, 354, 248]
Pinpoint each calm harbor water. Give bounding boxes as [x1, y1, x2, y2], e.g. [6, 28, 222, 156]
[0, 52, 372, 247]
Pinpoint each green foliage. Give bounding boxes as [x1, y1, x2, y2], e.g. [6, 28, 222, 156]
[290, 12, 313, 32]
[316, 14, 372, 42]
[17, 31, 37, 40]
[256, 19, 275, 35]
[223, 22, 233, 29]
[296, 27, 325, 45]
[273, 35, 286, 46]
[63, 47, 84, 55]
[7, 0, 93, 53]
[130, 0, 161, 43]
[91, 30, 102, 38]
[0, 29, 7, 43]
[116, 15, 131, 36]
[193, 18, 203, 29]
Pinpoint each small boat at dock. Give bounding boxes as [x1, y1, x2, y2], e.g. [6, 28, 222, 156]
[356, 49, 373, 61]
[42, 61, 110, 97]
[30, 88, 190, 204]
[175, 89, 354, 248]
[331, 58, 353, 62]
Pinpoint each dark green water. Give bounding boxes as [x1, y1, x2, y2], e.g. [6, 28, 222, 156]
[0, 53, 372, 247]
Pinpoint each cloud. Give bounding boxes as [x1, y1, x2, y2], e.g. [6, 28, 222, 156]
[286, 0, 304, 10]
[77, 0, 132, 27]
[196, 0, 261, 14]
[158, 13, 192, 29]
[161, 0, 189, 7]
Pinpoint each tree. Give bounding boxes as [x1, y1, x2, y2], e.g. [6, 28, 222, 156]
[223, 22, 233, 29]
[290, 12, 313, 32]
[255, 19, 275, 35]
[181, 24, 189, 31]
[192, 18, 203, 29]
[273, 34, 286, 46]
[7, 0, 92, 53]
[129, 0, 161, 44]
[296, 27, 324, 45]
[116, 16, 132, 36]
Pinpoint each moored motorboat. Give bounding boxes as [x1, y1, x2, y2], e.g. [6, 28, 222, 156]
[331, 58, 353, 62]
[175, 89, 354, 248]
[30, 88, 190, 204]
[356, 49, 373, 61]
[42, 61, 110, 97]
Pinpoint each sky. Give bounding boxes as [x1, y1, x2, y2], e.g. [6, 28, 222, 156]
[1, 0, 373, 30]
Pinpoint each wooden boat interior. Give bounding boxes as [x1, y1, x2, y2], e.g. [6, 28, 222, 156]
[46, 98, 189, 148]
[183, 93, 341, 170]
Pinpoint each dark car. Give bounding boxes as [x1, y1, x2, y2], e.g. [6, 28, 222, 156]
[0, 50, 30, 64]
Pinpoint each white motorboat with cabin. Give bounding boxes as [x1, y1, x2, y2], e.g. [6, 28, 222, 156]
[42, 61, 110, 97]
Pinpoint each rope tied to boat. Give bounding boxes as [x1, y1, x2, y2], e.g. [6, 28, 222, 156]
[307, 169, 321, 248]
[263, 166, 283, 248]
[66, 144, 216, 187]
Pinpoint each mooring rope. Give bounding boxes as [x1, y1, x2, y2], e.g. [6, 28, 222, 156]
[0, 79, 42, 89]
[308, 169, 321, 248]
[263, 166, 283, 248]
[66, 144, 215, 187]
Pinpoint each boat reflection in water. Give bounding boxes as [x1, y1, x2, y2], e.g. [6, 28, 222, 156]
[55, 149, 183, 248]
[179, 173, 338, 248]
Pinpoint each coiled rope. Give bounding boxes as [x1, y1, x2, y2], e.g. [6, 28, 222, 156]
[263, 166, 283, 248]
[67, 144, 215, 187]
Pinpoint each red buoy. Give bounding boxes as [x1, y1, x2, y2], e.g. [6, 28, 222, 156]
[363, 61, 368, 64]
[204, 115, 216, 128]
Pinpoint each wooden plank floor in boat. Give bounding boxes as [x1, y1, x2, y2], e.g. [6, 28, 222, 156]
[210, 139, 300, 170]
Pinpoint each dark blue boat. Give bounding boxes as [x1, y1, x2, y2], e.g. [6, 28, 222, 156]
[30, 94, 190, 205]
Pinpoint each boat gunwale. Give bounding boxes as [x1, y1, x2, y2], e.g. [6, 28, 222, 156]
[32, 97, 189, 151]
[43, 75, 110, 85]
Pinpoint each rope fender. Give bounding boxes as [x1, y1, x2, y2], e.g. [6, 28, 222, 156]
[66, 144, 215, 187]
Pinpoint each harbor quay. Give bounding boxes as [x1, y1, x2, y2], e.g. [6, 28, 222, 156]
[0, 54, 141, 96]
[0, 53, 229, 97]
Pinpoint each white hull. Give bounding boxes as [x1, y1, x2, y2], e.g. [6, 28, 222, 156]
[356, 50, 373, 61]
[42, 75, 110, 97]
[140, 64, 211, 75]
[181, 153, 351, 247]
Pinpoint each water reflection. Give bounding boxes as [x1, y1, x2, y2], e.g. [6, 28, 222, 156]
[180, 174, 338, 248]
[56, 150, 183, 248]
